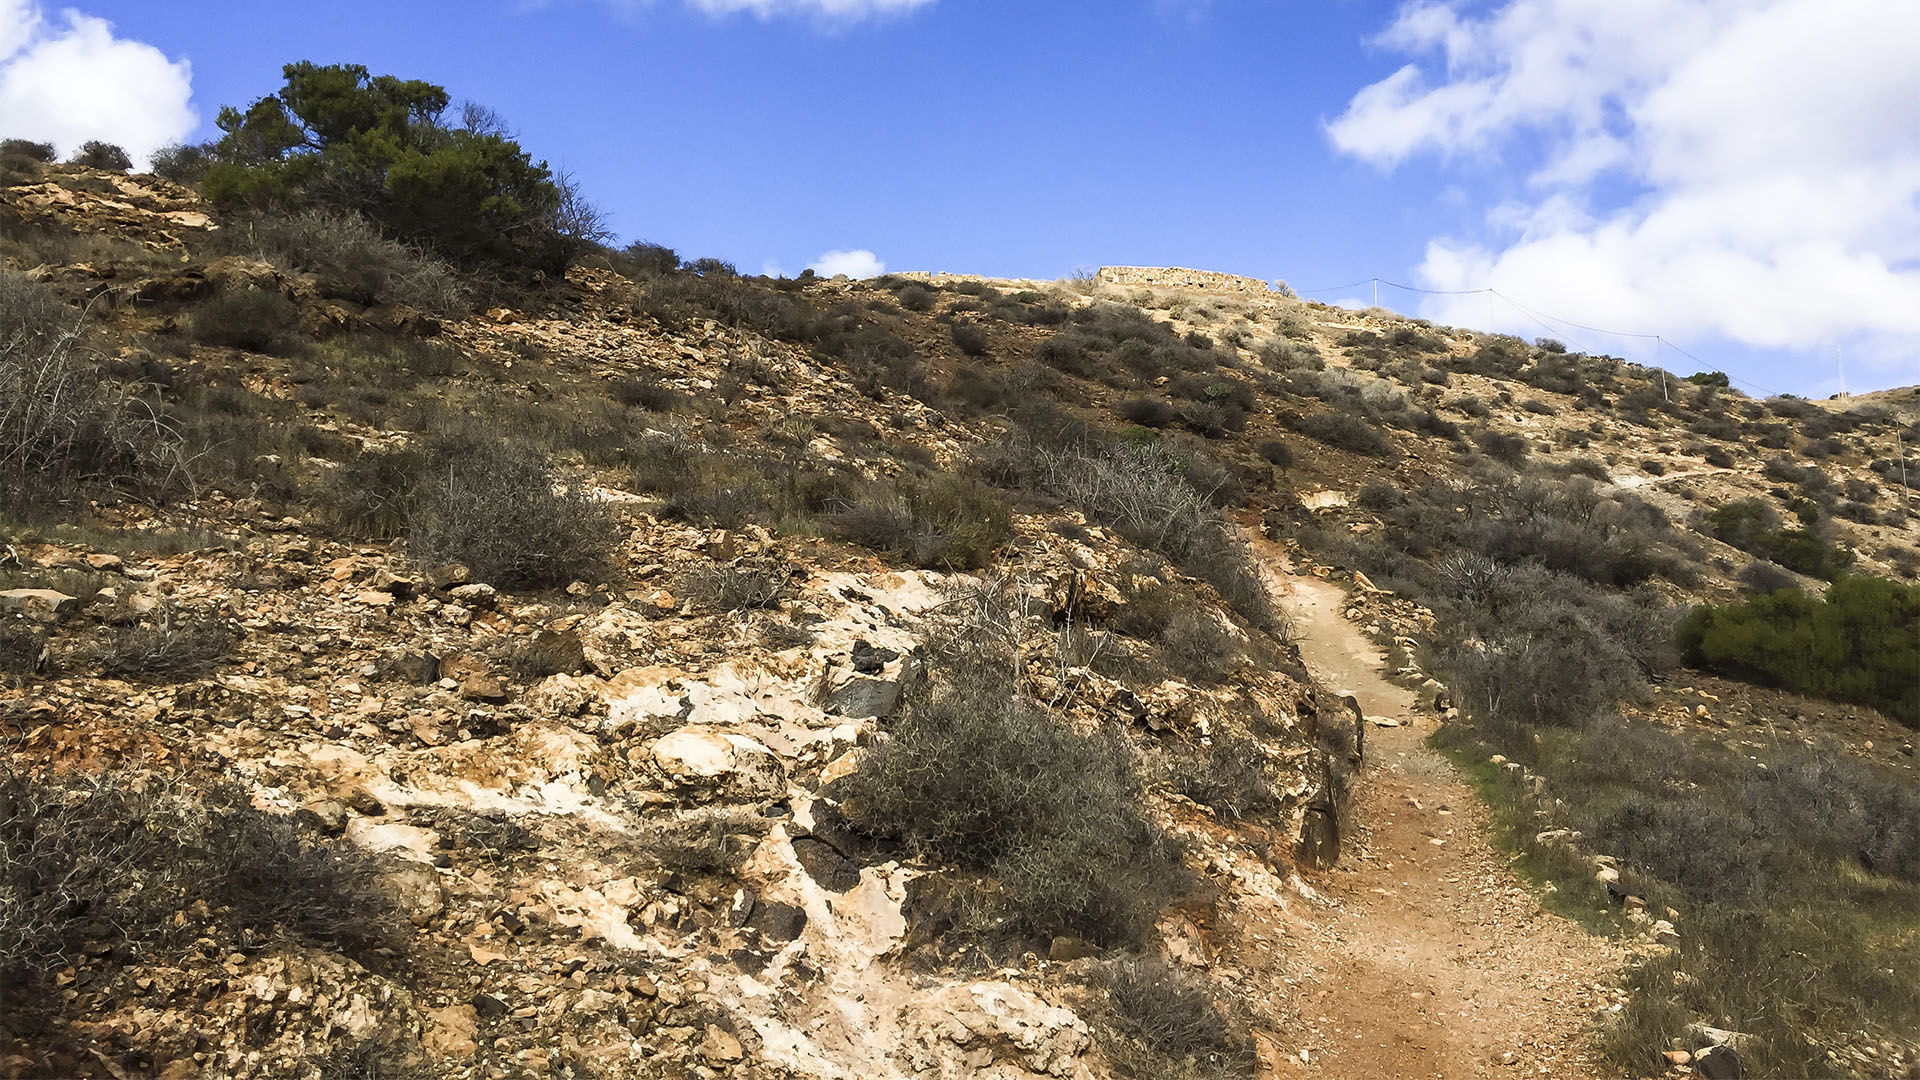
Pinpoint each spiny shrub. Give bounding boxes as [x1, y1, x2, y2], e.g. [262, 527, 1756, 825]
[950, 320, 991, 357]
[1036, 334, 1093, 375]
[1736, 560, 1800, 595]
[1155, 606, 1243, 685]
[1427, 558, 1677, 733]
[840, 659, 1183, 946]
[1165, 730, 1274, 821]
[634, 268, 820, 341]
[896, 283, 937, 311]
[1256, 439, 1294, 471]
[677, 560, 792, 613]
[1116, 396, 1176, 428]
[832, 474, 1010, 571]
[320, 443, 425, 538]
[1475, 429, 1530, 465]
[95, 612, 236, 680]
[1677, 575, 1920, 727]
[1009, 440, 1272, 627]
[1286, 410, 1394, 457]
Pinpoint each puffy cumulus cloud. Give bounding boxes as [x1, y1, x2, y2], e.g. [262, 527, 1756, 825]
[808, 248, 885, 279]
[0, 1, 195, 168]
[1330, 0, 1920, 380]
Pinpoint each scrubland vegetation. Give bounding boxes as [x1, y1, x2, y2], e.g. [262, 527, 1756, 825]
[4, 54, 1918, 1079]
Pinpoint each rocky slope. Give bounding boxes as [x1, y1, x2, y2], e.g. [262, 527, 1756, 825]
[3, 164, 1916, 1080]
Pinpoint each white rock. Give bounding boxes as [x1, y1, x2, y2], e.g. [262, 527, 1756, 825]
[651, 727, 786, 801]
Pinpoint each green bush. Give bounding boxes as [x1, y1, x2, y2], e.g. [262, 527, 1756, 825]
[0, 138, 54, 163]
[840, 659, 1182, 946]
[1678, 575, 1919, 726]
[149, 142, 214, 183]
[1704, 497, 1854, 580]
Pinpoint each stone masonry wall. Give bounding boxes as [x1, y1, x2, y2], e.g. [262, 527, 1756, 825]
[1097, 266, 1274, 294]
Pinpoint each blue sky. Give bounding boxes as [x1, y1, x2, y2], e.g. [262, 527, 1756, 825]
[5, 0, 1918, 395]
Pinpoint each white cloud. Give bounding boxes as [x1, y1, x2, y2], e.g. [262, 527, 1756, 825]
[1330, 0, 1920, 379]
[808, 248, 885, 279]
[0, 1, 195, 168]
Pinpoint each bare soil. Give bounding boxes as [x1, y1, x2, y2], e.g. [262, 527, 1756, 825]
[1241, 551, 1629, 1079]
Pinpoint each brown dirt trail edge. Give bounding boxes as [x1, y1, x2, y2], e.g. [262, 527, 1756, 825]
[1237, 540, 1626, 1079]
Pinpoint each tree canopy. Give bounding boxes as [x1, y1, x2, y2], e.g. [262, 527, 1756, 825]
[200, 62, 592, 275]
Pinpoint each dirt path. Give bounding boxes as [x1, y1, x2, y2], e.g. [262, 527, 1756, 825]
[1234, 548, 1627, 1079]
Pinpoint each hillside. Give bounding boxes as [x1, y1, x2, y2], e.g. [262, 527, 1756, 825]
[2, 155, 1917, 1080]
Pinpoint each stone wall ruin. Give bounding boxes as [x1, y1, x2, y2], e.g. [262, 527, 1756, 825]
[1097, 265, 1274, 294]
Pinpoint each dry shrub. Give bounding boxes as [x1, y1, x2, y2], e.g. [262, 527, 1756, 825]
[841, 656, 1183, 946]
[408, 434, 619, 590]
[0, 272, 188, 511]
[229, 208, 468, 317]
[1091, 955, 1254, 1079]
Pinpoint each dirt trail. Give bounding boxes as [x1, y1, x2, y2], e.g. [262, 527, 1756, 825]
[1235, 545, 1627, 1079]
